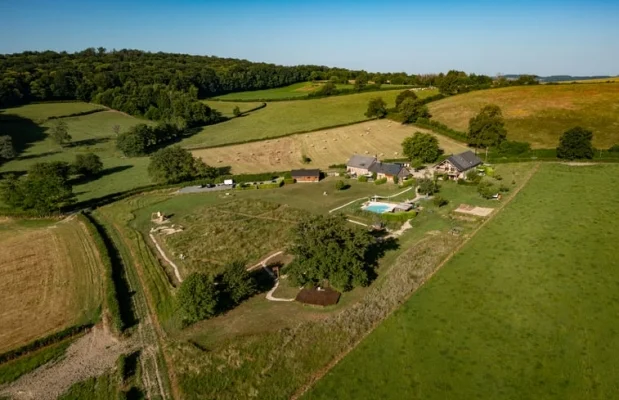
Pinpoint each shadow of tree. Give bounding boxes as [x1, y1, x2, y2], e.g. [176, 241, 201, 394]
[70, 165, 133, 185]
[67, 137, 111, 147]
[0, 112, 48, 157]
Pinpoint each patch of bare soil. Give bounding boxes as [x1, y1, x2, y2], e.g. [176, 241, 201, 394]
[0, 324, 135, 400]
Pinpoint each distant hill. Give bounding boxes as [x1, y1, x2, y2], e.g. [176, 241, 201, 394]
[502, 74, 612, 82]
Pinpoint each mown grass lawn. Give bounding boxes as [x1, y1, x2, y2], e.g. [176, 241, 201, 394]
[428, 83, 619, 148]
[182, 89, 439, 149]
[306, 163, 619, 400]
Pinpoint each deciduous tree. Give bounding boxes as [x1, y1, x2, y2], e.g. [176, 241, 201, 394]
[220, 260, 257, 304]
[395, 90, 418, 108]
[50, 120, 72, 146]
[401, 132, 443, 163]
[556, 126, 594, 159]
[148, 146, 206, 184]
[287, 215, 374, 291]
[177, 273, 219, 324]
[398, 98, 430, 123]
[467, 104, 507, 148]
[73, 153, 103, 177]
[417, 177, 437, 195]
[365, 97, 387, 119]
[0, 135, 16, 162]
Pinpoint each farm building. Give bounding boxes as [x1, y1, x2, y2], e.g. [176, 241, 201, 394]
[369, 161, 411, 183]
[434, 151, 483, 180]
[346, 154, 377, 176]
[291, 169, 321, 182]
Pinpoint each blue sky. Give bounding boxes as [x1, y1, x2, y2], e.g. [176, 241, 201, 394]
[1, 0, 617, 76]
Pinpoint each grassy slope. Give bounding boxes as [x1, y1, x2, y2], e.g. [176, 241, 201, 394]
[428, 84, 619, 148]
[212, 82, 413, 101]
[58, 371, 120, 400]
[182, 89, 438, 149]
[202, 101, 264, 117]
[307, 163, 619, 400]
[0, 104, 152, 201]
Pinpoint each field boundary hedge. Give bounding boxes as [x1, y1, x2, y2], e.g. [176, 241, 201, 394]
[413, 118, 468, 142]
[77, 213, 128, 334]
[0, 324, 92, 365]
[211, 87, 418, 103]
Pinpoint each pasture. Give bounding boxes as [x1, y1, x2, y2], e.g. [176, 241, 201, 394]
[428, 83, 619, 148]
[182, 89, 439, 149]
[201, 100, 264, 117]
[306, 163, 619, 400]
[212, 81, 413, 101]
[0, 217, 103, 353]
[192, 119, 468, 173]
[0, 103, 152, 201]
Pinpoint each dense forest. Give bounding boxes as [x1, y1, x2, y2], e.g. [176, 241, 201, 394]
[0, 48, 539, 127]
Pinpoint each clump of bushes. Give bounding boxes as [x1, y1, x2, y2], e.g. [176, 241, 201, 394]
[477, 181, 498, 199]
[283, 178, 296, 185]
[335, 180, 347, 190]
[358, 175, 368, 183]
[374, 177, 388, 185]
[328, 163, 347, 169]
[399, 178, 416, 188]
[301, 154, 311, 164]
[498, 140, 531, 155]
[608, 144, 619, 153]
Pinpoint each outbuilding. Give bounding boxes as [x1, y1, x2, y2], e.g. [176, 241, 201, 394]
[290, 169, 321, 182]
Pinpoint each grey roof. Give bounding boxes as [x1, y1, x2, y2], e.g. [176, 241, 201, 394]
[447, 151, 483, 171]
[347, 154, 377, 169]
[290, 169, 320, 177]
[369, 162, 408, 176]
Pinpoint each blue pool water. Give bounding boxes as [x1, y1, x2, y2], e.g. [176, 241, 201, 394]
[364, 204, 392, 214]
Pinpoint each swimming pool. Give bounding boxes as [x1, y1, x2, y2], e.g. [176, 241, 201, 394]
[363, 202, 395, 214]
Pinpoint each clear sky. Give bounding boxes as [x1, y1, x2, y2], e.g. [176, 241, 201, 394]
[1, 0, 618, 76]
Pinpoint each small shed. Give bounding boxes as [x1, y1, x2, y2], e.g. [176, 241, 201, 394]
[291, 169, 321, 182]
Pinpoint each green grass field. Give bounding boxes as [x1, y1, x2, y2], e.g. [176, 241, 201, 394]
[212, 82, 414, 101]
[58, 371, 120, 400]
[428, 83, 619, 148]
[202, 100, 265, 117]
[182, 89, 438, 149]
[0, 103, 153, 201]
[306, 163, 619, 399]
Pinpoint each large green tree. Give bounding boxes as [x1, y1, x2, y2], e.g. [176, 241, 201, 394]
[72, 153, 103, 177]
[364, 97, 387, 119]
[177, 273, 219, 324]
[398, 98, 431, 123]
[395, 90, 418, 108]
[402, 132, 443, 163]
[287, 214, 374, 291]
[220, 260, 258, 305]
[1, 161, 75, 214]
[148, 146, 210, 184]
[354, 72, 369, 91]
[467, 104, 507, 148]
[556, 126, 594, 160]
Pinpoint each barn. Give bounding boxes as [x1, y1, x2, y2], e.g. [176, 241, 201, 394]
[290, 169, 321, 182]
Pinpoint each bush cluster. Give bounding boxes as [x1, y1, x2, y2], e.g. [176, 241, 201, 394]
[380, 210, 417, 222]
[374, 177, 388, 185]
[116, 123, 184, 156]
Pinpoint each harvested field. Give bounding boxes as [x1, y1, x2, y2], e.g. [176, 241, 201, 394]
[192, 120, 468, 173]
[428, 83, 619, 148]
[0, 218, 103, 353]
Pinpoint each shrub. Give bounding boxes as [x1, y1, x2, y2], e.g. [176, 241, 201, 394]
[220, 261, 257, 304]
[380, 210, 417, 222]
[328, 163, 347, 169]
[399, 178, 415, 188]
[374, 178, 388, 185]
[358, 175, 368, 183]
[393, 176, 399, 184]
[258, 181, 284, 189]
[433, 196, 448, 207]
[499, 184, 510, 193]
[283, 178, 296, 185]
[301, 154, 311, 164]
[466, 169, 482, 183]
[477, 181, 498, 199]
[608, 144, 619, 153]
[494, 174, 503, 181]
[417, 177, 436, 195]
[371, 172, 377, 180]
[335, 180, 346, 190]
